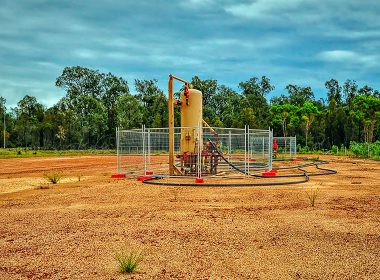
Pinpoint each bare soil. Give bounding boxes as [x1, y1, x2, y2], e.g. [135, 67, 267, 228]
[0, 155, 379, 279]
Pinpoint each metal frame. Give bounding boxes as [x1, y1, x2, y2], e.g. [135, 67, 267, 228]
[116, 125, 274, 177]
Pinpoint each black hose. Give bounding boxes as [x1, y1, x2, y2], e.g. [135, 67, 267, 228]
[141, 140, 336, 187]
[142, 174, 309, 187]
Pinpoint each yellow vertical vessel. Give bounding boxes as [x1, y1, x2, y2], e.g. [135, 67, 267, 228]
[180, 88, 203, 155]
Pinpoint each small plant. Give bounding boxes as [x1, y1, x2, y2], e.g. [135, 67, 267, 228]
[114, 247, 144, 273]
[307, 187, 318, 207]
[169, 187, 182, 202]
[44, 172, 63, 184]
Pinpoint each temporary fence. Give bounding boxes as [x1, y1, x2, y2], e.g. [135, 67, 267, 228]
[116, 126, 274, 177]
[273, 136, 297, 159]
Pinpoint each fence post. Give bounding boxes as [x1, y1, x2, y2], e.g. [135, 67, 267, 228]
[228, 130, 232, 164]
[247, 126, 250, 175]
[142, 125, 146, 175]
[116, 127, 120, 174]
[244, 125, 247, 174]
[197, 123, 202, 179]
[268, 128, 273, 171]
[147, 128, 151, 172]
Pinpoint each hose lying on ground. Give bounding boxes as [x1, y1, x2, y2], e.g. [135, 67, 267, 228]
[141, 140, 336, 187]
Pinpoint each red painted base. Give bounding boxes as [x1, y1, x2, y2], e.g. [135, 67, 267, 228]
[292, 158, 301, 161]
[137, 175, 153, 181]
[111, 174, 126, 178]
[270, 169, 278, 173]
[195, 177, 204, 184]
[145, 170, 154, 175]
[262, 171, 276, 177]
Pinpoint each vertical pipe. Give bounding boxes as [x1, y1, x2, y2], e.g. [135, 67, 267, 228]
[168, 75, 174, 175]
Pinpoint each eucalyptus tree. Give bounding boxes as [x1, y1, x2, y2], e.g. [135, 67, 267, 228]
[13, 95, 45, 147]
[115, 94, 143, 129]
[299, 102, 320, 146]
[134, 79, 167, 128]
[269, 104, 299, 137]
[352, 94, 380, 143]
[0, 97, 6, 148]
[239, 76, 274, 127]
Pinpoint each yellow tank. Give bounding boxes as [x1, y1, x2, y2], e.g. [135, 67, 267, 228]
[180, 88, 203, 154]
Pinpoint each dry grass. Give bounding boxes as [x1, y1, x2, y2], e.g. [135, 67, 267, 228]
[44, 172, 63, 184]
[307, 187, 318, 207]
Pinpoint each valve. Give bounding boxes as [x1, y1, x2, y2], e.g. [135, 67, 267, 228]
[184, 84, 190, 105]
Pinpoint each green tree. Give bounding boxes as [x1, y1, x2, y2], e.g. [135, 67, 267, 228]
[56, 66, 130, 147]
[325, 79, 342, 105]
[299, 102, 320, 146]
[189, 76, 218, 122]
[269, 104, 299, 137]
[116, 94, 143, 129]
[76, 95, 108, 147]
[285, 85, 315, 106]
[135, 79, 167, 127]
[352, 94, 380, 142]
[209, 85, 242, 127]
[13, 95, 45, 147]
[232, 108, 256, 128]
[239, 76, 274, 127]
[0, 97, 6, 148]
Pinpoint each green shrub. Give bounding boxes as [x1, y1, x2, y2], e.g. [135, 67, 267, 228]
[114, 248, 144, 273]
[349, 141, 380, 158]
[44, 172, 63, 184]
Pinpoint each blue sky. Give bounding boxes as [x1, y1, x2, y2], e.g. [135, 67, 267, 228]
[1, 0, 379, 108]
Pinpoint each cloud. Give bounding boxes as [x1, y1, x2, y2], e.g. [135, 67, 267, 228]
[0, 0, 379, 108]
[225, 0, 305, 20]
[318, 50, 378, 68]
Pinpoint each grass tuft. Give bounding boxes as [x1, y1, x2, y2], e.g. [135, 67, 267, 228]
[44, 172, 63, 184]
[169, 187, 182, 202]
[307, 187, 318, 207]
[114, 248, 144, 274]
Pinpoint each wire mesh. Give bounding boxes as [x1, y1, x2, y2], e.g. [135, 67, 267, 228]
[116, 128, 144, 175]
[116, 126, 273, 177]
[273, 136, 297, 158]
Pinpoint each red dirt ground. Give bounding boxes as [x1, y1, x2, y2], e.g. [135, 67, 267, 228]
[0, 155, 379, 279]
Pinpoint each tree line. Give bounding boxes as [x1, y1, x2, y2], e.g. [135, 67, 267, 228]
[0, 66, 379, 150]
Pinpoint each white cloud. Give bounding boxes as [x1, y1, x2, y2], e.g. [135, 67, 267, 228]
[184, 0, 214, 7]
[225, 0, 306, 20]
[73, 49, 98, 59]
[318, 50, 378, 67]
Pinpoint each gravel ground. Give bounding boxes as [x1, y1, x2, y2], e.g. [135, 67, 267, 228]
[0, 155, 379, 279]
